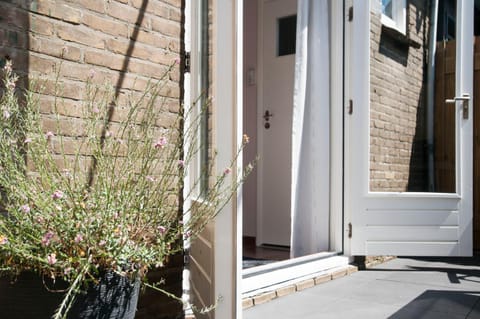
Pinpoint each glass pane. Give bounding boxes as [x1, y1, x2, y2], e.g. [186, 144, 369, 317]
[370, 0, 456, 192]
[382, 0, 393, 18]
[277, 15, 297, 56]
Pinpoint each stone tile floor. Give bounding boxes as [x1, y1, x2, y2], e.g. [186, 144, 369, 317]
[243, 256, 480, 319]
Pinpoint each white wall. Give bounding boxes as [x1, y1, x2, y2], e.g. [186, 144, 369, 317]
[242, 0, 258, 237]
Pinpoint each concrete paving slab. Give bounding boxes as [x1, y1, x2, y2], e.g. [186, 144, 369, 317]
[243, 257, 480, 319]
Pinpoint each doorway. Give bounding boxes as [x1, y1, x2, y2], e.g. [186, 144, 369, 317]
[242, 0, 342, 268]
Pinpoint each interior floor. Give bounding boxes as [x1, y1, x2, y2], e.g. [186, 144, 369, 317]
[242, 236, 290, 269]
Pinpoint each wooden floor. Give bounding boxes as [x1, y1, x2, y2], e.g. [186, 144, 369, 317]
[243, 236, 290, 261]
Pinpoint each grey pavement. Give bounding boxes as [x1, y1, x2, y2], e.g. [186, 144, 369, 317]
[243, 257, 480, 319]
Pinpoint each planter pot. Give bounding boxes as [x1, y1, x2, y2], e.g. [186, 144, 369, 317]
[0, 271, 140, 319]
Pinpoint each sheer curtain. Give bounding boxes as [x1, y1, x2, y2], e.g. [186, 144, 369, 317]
[291, 0, 330, 258]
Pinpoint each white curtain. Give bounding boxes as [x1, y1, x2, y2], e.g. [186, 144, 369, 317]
[291, 0, 330, 258]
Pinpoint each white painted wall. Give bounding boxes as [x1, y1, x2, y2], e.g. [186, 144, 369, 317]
[242, 0, 258, 237]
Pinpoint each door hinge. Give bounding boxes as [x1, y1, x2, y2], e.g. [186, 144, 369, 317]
[348, 99, 353, 115]
[184, 51, 191, 73]
[348, 223, 352, 238]
[184, 248, 190, 265]
[348, 6, 353, 22]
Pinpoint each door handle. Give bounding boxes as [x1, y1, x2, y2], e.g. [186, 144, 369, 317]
[263, 110, 273, 129]
[263, 110, 274, 121]
[445, 93, 470, 119]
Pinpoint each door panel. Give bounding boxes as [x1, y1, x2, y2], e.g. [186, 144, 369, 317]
[257, 0, 297, 246]
[350, 0, 473, 256]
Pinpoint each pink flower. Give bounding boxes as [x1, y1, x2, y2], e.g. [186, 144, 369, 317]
[223, 167, 232, 175]
[74, 234, 83, 243]
[146, 175, 155, 182]
[92, 106, 100, 114]
[64, 267, 73, 275]
[42, 231, 55, 246]
[20, 204, 30, 213]
[24, 138, 32, 144]
[3, 60, 12, 73]
[184, 231, 192, 239]
[3, 110, 10, 119]
[88, 69, 96, 79]
[47, 253, 57, 265]
[105, 131, 113, 138]
[153, 137, 168, 149]
[51, 190, 64, 200]
[45, 131, 54, 139]
[99, 240, 106, 247]
[0, 236, 8, 245]
[177, 160, 185, 168]
[158, 226, 167, 235]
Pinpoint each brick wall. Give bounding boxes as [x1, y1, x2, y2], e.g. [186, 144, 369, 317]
[0, 0, 184, 318]
[370, 0, 429, 192]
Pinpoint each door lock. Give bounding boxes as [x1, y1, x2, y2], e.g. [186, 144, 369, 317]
[445, 93, 470, 119]
[263, 110, 273, 129]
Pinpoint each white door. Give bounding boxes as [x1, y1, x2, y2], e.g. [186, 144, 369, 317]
[257, 0, 297, 247]
[349, 1, 473, 256]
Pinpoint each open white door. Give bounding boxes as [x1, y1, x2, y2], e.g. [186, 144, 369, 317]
[348, 0, 474, 256]
[187, 0, 242, 318]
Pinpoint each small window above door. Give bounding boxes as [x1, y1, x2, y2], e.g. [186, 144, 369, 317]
[277, 15, 297, 56]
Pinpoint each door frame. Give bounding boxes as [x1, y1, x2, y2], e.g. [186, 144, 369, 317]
[255, 0, 345, 253]
[255, 0, 296, 247]
[210, 0, 347, 317]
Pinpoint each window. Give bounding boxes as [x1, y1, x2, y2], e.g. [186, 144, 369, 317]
[277, 15, 297, 56]
[381, 0, 406, 34]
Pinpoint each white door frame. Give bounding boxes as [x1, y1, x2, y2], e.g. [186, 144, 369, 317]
[211, 0, 346, 317]
[210, 0, 243, 318]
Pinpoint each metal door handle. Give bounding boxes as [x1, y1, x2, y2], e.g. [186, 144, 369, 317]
[445, 93, 470, 119]
[263, 110, 274, 121]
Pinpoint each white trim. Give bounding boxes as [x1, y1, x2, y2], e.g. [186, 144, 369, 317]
[242, 254, 349, 296]
[380, 0, 406, 34]
[212, 0, 242, 318]
[329, 0, 345, 253]
[345, 0, 370, 257]
[255, 0, 265, 247]
[456, 0, 474, 256]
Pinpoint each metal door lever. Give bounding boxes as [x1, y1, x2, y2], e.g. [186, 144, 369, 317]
[445, 93, 470, 119]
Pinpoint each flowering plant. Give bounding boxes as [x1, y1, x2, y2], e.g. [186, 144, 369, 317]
[0, 61, 251, 318]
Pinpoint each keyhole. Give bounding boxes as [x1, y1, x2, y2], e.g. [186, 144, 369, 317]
[265, 122, 270, 129]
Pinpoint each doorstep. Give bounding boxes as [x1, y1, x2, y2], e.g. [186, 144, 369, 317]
[242, 264, 358, 309]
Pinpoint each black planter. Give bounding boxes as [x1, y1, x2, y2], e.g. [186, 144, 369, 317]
[0, 271, 140, 319]
[69, 271, 140, 319]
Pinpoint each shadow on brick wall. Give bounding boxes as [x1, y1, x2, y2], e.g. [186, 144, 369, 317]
[0, 1, 31, 89]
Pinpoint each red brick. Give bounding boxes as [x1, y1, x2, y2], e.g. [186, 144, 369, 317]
[30, 15, 54, 36]
[65, 0, 105, 14]
[57, 24, 105, 49]
[30, 1, 82, 25]
[82, 12, 129, 37]
[84, 50, 125, 71]
[106, 1, 139, 24]
[29, 36, 82, 62]
[151, 18, 181, 38]
[133, 29, 169, 48]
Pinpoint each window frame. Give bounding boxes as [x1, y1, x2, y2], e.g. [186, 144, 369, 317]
[381, 0, 407, 34]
